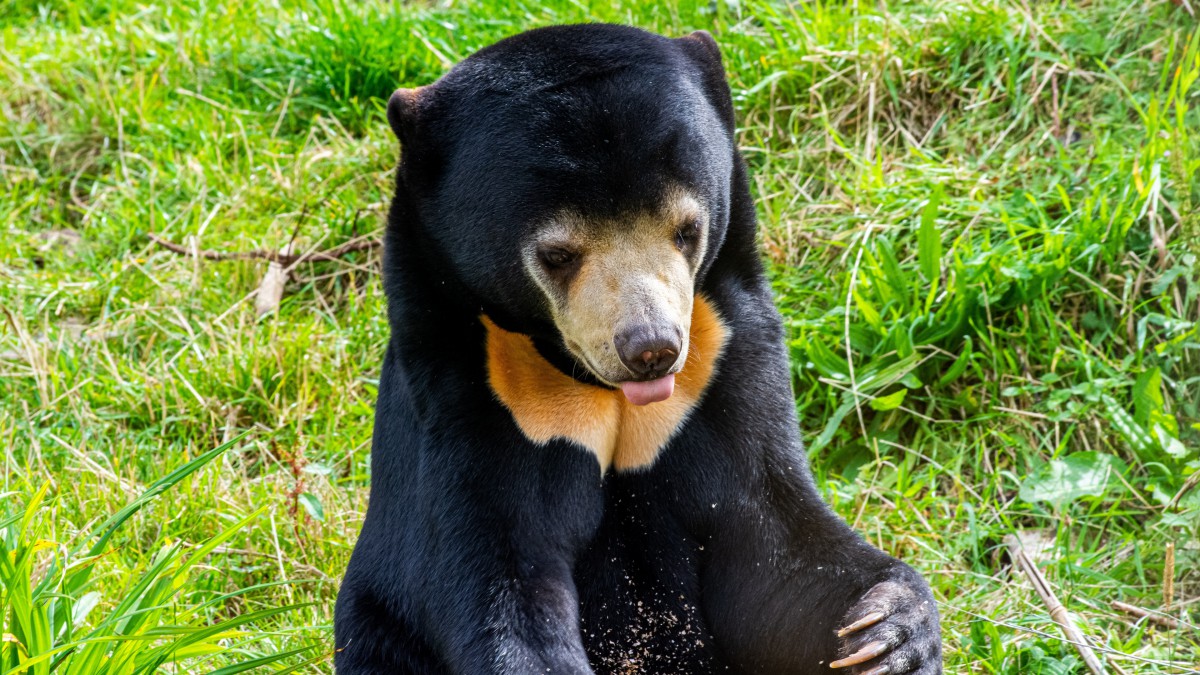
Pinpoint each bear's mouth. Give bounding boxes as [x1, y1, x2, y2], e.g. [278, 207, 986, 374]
[620, 375, 676, 406]
[566, 340, 683, 406]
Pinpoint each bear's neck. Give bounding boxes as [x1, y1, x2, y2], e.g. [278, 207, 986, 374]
[526, 335, 613, 389]
[481, 295, 729, 473]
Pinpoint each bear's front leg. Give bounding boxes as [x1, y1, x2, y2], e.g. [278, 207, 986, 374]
[335, 546, 595, 674]
[411, 460, 603, 675]
[832, 565, 941, 675]
[477, 557, 597, 674]
[336, 368, 605, 675]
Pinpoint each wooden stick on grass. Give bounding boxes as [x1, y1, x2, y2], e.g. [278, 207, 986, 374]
[1164, 541, 1176, 612]
[148, 232, 380, 266]
[1111, 601, 1180, 630]
[1005, 534, 1107, 675]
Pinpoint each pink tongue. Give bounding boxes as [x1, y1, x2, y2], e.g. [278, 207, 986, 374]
[620, 374, 676, 406]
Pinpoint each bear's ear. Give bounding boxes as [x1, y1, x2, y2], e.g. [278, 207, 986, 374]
[387, 87, 425, 143]
[675, 30, 735, 132]
[676, 30, 723, 68]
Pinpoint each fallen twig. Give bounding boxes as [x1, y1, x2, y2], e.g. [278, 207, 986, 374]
[1111, 601, 1180, 630]
[1165, 542, 1176, 611]
[1167, 473, 1200, 511]
[148, 232, 380, 266]
[1005, 534, 1108, 675]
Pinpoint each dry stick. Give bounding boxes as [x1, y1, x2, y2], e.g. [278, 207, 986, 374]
[1111, 601, 1181, 630]
[284, 204, 310, 252]
[1108, 659, 1133, 675]
[148, 232, 380, 265]
[1164, 542, 1176, 612]
[1005, 534, 1108, 675]
[1167, 472, 1200, 511]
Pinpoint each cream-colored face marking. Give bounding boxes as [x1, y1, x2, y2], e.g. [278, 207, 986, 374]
[485, 296, 729, 472]
[522, 190, 708, 386]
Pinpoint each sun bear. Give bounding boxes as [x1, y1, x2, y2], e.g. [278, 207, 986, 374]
[334, 24, 942, 675]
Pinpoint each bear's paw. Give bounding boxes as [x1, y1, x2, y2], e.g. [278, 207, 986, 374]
[831, 578, 942, 675]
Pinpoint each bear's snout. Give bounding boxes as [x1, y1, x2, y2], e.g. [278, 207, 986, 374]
[614, 324, 682, 379]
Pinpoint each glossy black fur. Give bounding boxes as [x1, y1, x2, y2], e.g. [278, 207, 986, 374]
[335, 24, 942, 674]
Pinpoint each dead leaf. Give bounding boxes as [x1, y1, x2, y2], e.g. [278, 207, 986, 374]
[255, 243, 293, 317]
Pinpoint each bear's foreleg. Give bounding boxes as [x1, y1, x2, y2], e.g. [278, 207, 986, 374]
[702, 506, 942, 675]
[335, 348, 604, 675]
[336, 489, 600, 674]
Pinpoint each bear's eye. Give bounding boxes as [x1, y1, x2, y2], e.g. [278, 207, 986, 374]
[675, 219, 701, 250]
[538, 247, 578, 269]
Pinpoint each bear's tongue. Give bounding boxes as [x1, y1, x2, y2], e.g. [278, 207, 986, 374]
[620, 374, 675, 406]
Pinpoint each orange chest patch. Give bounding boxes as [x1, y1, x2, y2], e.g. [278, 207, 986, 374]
[484, 297, 729, 473]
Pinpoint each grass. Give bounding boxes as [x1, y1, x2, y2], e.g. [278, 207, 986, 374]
[1, 0, 1197, 672]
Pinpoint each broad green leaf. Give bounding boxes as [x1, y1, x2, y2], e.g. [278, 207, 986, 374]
[1019, 452, 1128, 504]
[1153, 424, 1190, 459]
[809, 395, 858, 455]
[299, 493, 325, 522]
[805, 339, 850, 381]
[875, 238, 911, 311]
[918, 185, 943, 283]
[1149, 408, 1179, 437]
[852, 287, 883, 332]
[936, 337, 973, 387]
[857, 353, 922, 392]
[19, 482, 51, 544]
[1103, 394, 1155, 454]
[892, 323, 914, 359]
[1131, 367, 1164, 425]
[869, 389, 907, 411]
[70, 592, 102, 628]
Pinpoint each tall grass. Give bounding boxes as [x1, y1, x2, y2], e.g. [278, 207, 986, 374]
[1, 437, 320, 673]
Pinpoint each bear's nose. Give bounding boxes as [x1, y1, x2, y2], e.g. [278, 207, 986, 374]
[614, 325, 682, 379]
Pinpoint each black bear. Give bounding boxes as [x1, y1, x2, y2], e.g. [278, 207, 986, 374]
[335, 24, 942, 675]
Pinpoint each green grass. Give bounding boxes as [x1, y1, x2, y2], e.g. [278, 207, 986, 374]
[1, 0, 1197, 672]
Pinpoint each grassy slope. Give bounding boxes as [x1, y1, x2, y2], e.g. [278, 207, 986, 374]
[1, 0, 1198, 672]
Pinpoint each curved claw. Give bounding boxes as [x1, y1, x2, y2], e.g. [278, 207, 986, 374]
[859, 665, 890, 675]
[830, 640, 891, 669]
[837, 610, 886, 638]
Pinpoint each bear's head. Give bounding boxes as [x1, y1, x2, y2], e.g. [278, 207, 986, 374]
[387, 25, 736, 405]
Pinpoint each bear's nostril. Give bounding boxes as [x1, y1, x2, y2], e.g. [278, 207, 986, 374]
[615, 325, 682, 378]
[641, 348, 677, 370]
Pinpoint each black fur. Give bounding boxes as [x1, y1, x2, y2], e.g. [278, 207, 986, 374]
[335, 24, 942, 674]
